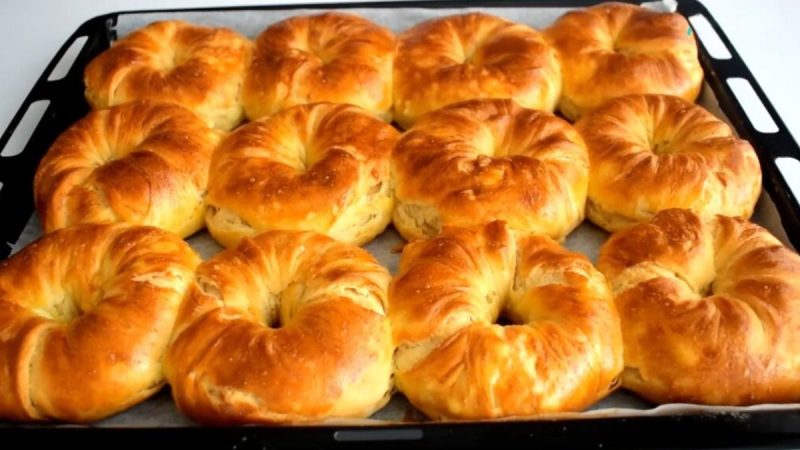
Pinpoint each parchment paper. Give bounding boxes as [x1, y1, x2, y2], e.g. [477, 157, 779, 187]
[9, 0, 798, 426]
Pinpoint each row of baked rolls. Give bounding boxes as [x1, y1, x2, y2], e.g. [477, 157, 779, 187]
[84, 2, 701, 130]
[33, 99, 397, 247]
[34, 93, 760, 250]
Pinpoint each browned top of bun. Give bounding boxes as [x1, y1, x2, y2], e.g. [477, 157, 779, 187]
[393, 12, 561, 128]
[599, 209, 800, 405]
[0, 224, 198, 422]
[545, 2, 702, 119]
[243, 12, 394, 121]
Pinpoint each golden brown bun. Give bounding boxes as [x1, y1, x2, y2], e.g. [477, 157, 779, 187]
[0, 224, 199, 422]
[164, 230, 393, 424]
[598, 209, 800, 405]
[390, 221, 623, 419]
[393, 13, 561, 129]
[576, 94, 761, 233]
[206, 102, 398, 248]
[84, 20, 252, 131]
[392, 98, 588, 242]
[34, 100, 223, 238]
[545, 2, 703, 120]
[243, 12, 394, 121]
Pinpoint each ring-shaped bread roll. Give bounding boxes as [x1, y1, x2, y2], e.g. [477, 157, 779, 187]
[598, 209, 800, 405]
[392, 98, 588, 242]
[390, 221, 623, 419]
[0, 224, 199, 422]
[84, 20, 251, 131]
[34, 101, 223, 238]
[164, 230, 393, 424]
[206, 102, 398, 248]
[576, 94, 761, 233]
[545, 2, 703, 120]
[243, 12, 394, 121]
[393, 12, 561, 129]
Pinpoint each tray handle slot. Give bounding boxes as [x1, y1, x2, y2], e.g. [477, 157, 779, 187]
[725, 77, 779, 134]
[47, 36, 89, 82]
[776, 157, 800, 213]
[333, 428, 424, 442]
[0, 100, 51, 158]
[687, 14, 731, 60]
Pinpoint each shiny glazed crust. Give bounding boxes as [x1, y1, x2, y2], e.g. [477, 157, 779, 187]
[243, 12, 395, 121]
[84, 20, 252, 131]
[390, 221, 623, 419]
[393, 12, 561, 129]
[544, 2, 703, 120]
[392, 98, 588, 242]
[576, 94, 761, 232]
[598, 209, 800, 404]
[206, 102, 398, 248]
[164, 230, 394, 424]
[0, 224, 199, 422]
[34, 100, 223, 238]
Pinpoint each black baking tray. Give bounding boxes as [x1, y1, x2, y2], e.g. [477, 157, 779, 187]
[2, 0, 800, 448]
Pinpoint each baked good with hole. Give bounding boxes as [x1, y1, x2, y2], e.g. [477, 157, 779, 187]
[164, 230, 393, 424]
[393, 12, 561, 129]
[84, 20, 251, 131]
[390, 221, 623, 419]
[392, 98, 588, 242]
[0, 223, 199, 422]
[576, 94, 761, 233]
[206, 102, 398, 248]
[243, 12, 394, 121]
[34, 100, 223, 238]
[598, 209, 800, 405]
[544, 2, 703, 120]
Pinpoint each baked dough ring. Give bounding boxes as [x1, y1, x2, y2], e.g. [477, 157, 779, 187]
[390, 221, 623, 419]
[34, 100, 223, 238]
[392, 98, 588, 242]
[84, 20, 251, 131]
[576, 94, 761, 233]
[164, 230, 393, 424]
[243, 12, 394, 121]
[0, 224, 199, 422]
[545, 2, 703, 120]
[393, 12, 561, 129]
[206, 102, 398, 248]
[598, 209, 800, 405]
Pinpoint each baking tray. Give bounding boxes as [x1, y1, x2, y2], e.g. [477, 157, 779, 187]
[2, 0, 800, 448]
